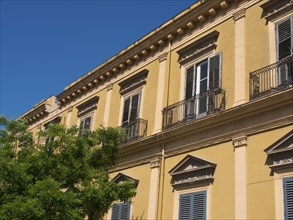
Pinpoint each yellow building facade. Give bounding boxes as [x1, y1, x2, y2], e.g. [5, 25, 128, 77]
[20, 0, 293, 219]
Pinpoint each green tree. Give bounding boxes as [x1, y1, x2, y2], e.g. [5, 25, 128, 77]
[0, 116, 136, 220]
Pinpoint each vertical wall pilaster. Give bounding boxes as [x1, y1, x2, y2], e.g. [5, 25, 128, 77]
[233, 135, 247, 220]
[147, 158, 161, 219]
[233, 8, 247, 106]
[153, 52, 167, 134]
[66, 106, 73, 127]
[103, 83, 113, 127]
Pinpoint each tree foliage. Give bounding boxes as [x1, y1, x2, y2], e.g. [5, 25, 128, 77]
[0, 116, 136, 220]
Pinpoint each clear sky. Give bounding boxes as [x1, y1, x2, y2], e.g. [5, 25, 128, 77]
[0, 0, 194, 119]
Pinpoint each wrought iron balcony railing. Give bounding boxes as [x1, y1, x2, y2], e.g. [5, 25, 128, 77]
[120, 118, 148, 143]
[250, 55, 293, 100]
[162, 88, 225, 130]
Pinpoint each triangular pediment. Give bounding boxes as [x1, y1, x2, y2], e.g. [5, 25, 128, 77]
[265, 130, 293, 155]
[169, 155, 216, 187]
[169, 155, 216, 176]
[264, 131, 293, 171]
[112, 173, 139, 187]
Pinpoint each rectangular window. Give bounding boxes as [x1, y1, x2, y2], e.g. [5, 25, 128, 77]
[122, 92, 141, 126]
[276, 17, 293, 85]
[79, 115, 92, 136]
[111, 202, 130, 220]
[276, 17, 292, 61]
[179, 191, 206, 220]
[283, 177, 293, 220]
[185, 53, 221, 117]
[44, 117, 61, 144]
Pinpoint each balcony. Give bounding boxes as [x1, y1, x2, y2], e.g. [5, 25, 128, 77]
[162, 88, 226, 130]
[120, 118, 148, 143]
[250, 56, 293, 100]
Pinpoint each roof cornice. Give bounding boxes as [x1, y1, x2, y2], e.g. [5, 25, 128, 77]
[57, 0, 242, 107]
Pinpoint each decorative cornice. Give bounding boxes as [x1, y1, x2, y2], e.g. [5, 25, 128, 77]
[56, 0, 238, 107]
[23, 103, 49, 125]
[67, 106, 73, 113]
[177, 30, 219, 65]
[111, 173, 139, 187]
[158, 52, 168, 63]
[76, 96, 99, 117]
[150, 158, 161, 169]
[118, 69, 148, 95]
[233, 8, 246, 21]
[169, 154, 216, 187]
[232, 135, 247, 148]
[107, 83, 113, 91]
[260, 0, 292, 21]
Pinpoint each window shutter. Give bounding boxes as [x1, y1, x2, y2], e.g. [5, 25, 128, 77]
[111, 203, 130, 220]
[192, 191, 206, 220]
[120, 202, 130, 220]
[179, 191, 207, 220]
[122, 97, 131, 125]
[129, 94, 140, 122]
[208, 53, 221, 90]
[111, 204, 120, 220]
[79, 120, 84, 129]
[276, 18, 292, 60]
[284, 177, 293, 220]
[179, 194, 192, 220]
[185, 66, 194, 99]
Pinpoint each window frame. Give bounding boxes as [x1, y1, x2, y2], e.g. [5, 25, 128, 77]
[283, 177, 293, 220]
[173, 185, 211, 220]
[272, 170, 293, 220]
[182, 52, 222, 117]
[275, 16, 293, 62]
[268, 12, 292, 64]
[178, 191, 207, 220]
[78, 111, 94, 135]
[119, 86, 144, 127]
[111, 202, 131, 220]
[121, 90, 142, 126]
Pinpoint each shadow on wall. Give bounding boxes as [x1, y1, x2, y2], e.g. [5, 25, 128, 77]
[132, 210, 145, 220]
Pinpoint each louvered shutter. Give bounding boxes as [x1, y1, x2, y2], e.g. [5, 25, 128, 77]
[120, 202, 130, 220]
[185, 66, 195, 99]
[111, 203, 130, 220]
[129, 94, 140, 122]
[192, 191, 206, 220]
[208, 53, 221, 90]
[111, 204, 120, 220]
[284, 177, 293, 220]
[179, 194, 192, 220]
[276, 18, 292, 60]
[179, 191, 207, 220]
[122, 97, 131, 126]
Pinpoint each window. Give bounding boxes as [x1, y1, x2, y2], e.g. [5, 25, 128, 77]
[43, 117, 61, 144]
[276, 17, 292, 61]
[283, 177, 293, 220]
[122, 92, 141, 126]
[111, 202, 131, 220]
[184, 53, 221, 116]
[276, 17, 293, 85]
[179, 191, 206, 220]
[79, 115, 92, 136]
[119, 70, 148, 141]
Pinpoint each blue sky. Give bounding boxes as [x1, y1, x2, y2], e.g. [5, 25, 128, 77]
[0, 0, 194, 119]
